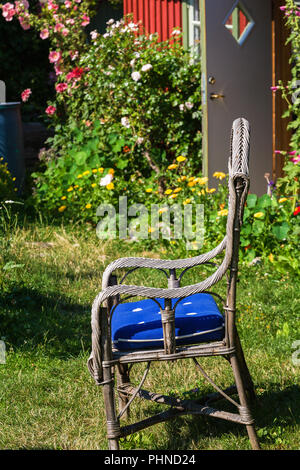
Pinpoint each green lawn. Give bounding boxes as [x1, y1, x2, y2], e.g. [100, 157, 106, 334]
[0, 221, 299, 450]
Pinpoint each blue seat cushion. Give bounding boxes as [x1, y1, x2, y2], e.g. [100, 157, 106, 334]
[111, 293, 224, 351]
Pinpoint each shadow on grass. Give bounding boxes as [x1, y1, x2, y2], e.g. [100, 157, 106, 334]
[154, 384, 300, 450]
[0, 285, 92, 358]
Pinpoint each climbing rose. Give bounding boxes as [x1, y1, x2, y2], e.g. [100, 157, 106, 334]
[49, 51, 62, 63]
[81, 14, 90, 26]
[21, 88, 31, 102]
[1, 2, 15, 21]
[141, 64, 152, 72]
[55, 83, 68, 93]
[45, 105, 56, 115]
[40, 28, 49, 40]
[131, 71, 141, 82]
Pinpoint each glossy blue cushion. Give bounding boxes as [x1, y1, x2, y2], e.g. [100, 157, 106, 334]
[111, 293, 224, 351]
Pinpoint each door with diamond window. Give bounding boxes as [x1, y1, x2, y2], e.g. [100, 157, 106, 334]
[200, 0, 273, 195]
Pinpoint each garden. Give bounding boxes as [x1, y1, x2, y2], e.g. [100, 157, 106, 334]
[0, 0, 299, 450]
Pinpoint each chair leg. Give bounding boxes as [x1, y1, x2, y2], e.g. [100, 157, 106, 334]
[234, 329, 257, 404]
[229, 354, 260, 450]
[116, 363, 131, 419]
[102, 366, 120, 450]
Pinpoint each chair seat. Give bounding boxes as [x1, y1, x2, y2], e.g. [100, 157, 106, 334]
[111, 293, 225, 351]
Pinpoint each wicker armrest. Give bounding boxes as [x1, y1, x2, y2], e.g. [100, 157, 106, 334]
[101, 237, 227, 289]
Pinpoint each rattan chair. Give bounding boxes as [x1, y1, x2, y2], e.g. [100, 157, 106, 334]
[88, 118, 260, 450]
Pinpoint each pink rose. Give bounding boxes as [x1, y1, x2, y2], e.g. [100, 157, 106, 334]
[54, 23, 64, 32]
[19, 13, 30, 30]
[21, 88, 31, 102]
[15, 1, 29, 14]
[81, 14, 90, 26]
[64, 0, 72, 7]
[55, 82, 68, 93]
[54, 64, 62, 76]
[48, 1, 59, 12]
[45, 105, 56, 115]
[61, 28, 69, 36]
[49, 50, 62, 63]
[2, 2, 16, 21]
[40, 28, 49, 40]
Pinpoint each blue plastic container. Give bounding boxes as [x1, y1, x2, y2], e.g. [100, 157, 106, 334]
[0, 102, 25, 192]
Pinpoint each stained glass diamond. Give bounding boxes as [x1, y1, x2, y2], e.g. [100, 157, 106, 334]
[224, 2, 254, 45]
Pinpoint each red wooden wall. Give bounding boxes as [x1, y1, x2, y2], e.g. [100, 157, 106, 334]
[123, 0, 182, 41]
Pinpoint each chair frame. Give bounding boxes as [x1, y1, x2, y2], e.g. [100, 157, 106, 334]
[88, 118, 260, 450]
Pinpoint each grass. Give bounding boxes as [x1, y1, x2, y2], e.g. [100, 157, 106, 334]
[0, 216, 299, 450]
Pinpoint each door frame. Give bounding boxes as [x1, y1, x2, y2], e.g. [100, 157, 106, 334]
[272, 0, 292, 180]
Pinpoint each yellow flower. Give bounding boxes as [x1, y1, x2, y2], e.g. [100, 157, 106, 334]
[254, 212, 264, 219]
[180, 176, 187, 181]
[61, 196, 66, 200]
[188, 176, 195, 181]
[169, 193, 178, 199]
[198, 177, 208, 186]
[106, 182, 114, 190]
[98, 167, 104, 173]
[158, 207, 168, 214]
[91, 183, 97, 188]
[278, 197, 288, 203]
[197, 189, 206, 196]
[79, 188, 83, 191]
[174, 187, 182, 193]
[148, 227, 155, 233]
[176, 155, 187, 162]
[213, 171, 226, 180]
[67, 186, 73, 192]
[83, 170, 90, 176]
[58, 205, 66, 212]
[206, 188, 216, 193]
[268, 253, 274, 262]
[168, 163, 178, 170]
[188, 181, 197, 187]
[145, 188, 153, 193]
[165, 189, 172, 195]
[92, 169, 98, 174]
[85, 203, 92, 209]
[77, 174, 83, 178]
[217, 209, 228, 217]
[183, 198, 191, 205]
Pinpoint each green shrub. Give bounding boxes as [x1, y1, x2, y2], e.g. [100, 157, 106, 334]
[0, 158, 17, 201]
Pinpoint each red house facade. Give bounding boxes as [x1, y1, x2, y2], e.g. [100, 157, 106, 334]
[123, 0, 182, 42]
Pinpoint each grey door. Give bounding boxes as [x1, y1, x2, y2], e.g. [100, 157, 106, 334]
[200, 0, 273, 195]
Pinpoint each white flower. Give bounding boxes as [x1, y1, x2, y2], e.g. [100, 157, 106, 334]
[171, 29, 181, 36]
[131, 71, 141, 82]
[130, 59, 135, 67]
[179, 104, 185, 111]
[136, 137, 144, 145]
[185, 101, 194, 110]
[141, 64, 152, 72]
[90, 30, 98, 40]
[106, 19, 115, 25]
[121, 117, 130, 128]
[134, 52, 140, 58]
[100, 174, 113, 186]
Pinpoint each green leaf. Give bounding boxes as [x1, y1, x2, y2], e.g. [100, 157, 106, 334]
[247, 194, 257, 208]
[74, 151, 88, 166]
[257, 194, 272, 208]
[272, 222, 290, 241]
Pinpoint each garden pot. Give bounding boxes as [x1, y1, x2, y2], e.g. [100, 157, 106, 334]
[0, 102, 25, 192]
